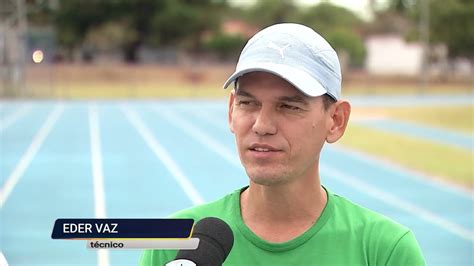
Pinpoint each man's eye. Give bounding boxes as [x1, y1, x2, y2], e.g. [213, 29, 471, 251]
[237, 100, 256, 106]
[281, 104, 301, 110]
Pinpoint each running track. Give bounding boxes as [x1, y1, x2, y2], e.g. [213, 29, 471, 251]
[0, 97, 472, 265]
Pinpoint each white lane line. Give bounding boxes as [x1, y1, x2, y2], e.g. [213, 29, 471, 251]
[153, 107, 241, 168]
[121, 105, 204, 206]
[164, 110, 474, 242]
[0, 104, 63, 208]
[0, 251, 9, 266]
[321, 165, 474, 242]
[88, 104, 110, 266]
[188, 109, 229, 133]
[0, 105, 32, 132]
[89, 104, 108, 218]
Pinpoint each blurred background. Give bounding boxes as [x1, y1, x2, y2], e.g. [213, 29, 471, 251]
[1, 0, 473, 98]
[0, 0, 473, 265]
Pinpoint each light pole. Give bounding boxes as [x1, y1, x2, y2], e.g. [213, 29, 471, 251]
[419, 0, 430, 93]
[0, 0, 28, 97]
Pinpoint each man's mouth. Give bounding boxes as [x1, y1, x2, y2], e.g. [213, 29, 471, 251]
[249, 144, 280, 152]
[252, 147, 272, 152]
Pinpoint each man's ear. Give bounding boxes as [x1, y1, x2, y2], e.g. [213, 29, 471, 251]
[228, 89, 236, 133]
[326, 100, 351, 143]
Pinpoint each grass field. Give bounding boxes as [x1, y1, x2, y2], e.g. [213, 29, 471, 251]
[345, 104, 473, 187]
[15, 64, 473, 99]
[22, 64, 231, 99]
[344, 85, 473, 96]
[340, 123, 472, 187]
[384, 105, 473, 134]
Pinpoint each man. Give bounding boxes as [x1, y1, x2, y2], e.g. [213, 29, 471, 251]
[140, 23, 425, 265]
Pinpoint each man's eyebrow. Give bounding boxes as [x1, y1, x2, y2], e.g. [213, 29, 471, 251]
[278, 95, 310, 105]
[235, 89, 255, 98]
[235, 88, 309, 105]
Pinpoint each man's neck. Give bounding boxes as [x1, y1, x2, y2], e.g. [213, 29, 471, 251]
[240, 175, 327, 242]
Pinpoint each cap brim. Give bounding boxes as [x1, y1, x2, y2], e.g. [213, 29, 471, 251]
[222, 62, 328, 97]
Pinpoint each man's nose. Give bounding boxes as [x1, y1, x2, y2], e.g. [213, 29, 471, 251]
[252, 107, 277, 136]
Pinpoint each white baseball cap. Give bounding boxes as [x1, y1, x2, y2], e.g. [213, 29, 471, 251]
[223, 23, 342, 100]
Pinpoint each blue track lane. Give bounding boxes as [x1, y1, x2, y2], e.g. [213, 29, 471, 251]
[0, 100, 472, 265]
[0, 104, 51, 185]
[0, 102, 17, 118]
[1, 102, 96, 265]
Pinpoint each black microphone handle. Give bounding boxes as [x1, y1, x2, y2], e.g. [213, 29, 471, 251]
[175, 232, 225, 265]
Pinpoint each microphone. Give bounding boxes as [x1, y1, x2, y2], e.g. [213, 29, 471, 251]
[166, 217, 234, 266]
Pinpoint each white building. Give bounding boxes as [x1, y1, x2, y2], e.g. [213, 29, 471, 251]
[365, 35, 423, 76]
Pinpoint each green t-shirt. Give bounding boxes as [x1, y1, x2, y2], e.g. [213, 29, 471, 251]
[140, 187, 425, 265]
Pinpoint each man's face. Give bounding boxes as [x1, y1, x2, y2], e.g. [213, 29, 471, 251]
[228, 72, 333, 186]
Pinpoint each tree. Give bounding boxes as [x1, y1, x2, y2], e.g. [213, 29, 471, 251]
[297, 3, 366, 67]
[54, 1, 110, 60]
[120, 0, 161, 62]
[84, 20, 137, 54]
[387, 0, 417, 15]
[54, 0, 225, 62]
[364, 9, 414, 36]
[383, 0, 474, 59]
[149, 0, 224, 53]
[297, 3, 363, 34]
[244, 0, 299, 27]
[326, 29, 366, 67]
[203, 32, 246, 60]
[429, 0, 474, 59]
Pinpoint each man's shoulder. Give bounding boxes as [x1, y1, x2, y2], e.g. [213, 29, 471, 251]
[329, 191, 410, 235]
[327, 191, 425, 265]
